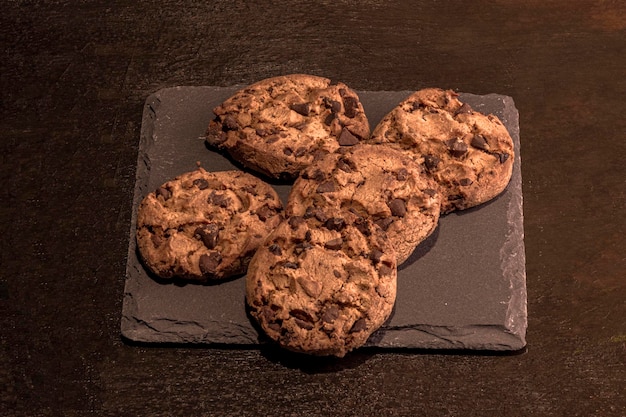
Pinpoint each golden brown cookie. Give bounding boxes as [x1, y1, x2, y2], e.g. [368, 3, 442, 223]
[246, 211, 397, 357]
[286, 144, 441, 264]
[136, 168, 284, 281]
[205, 74, 370, 180]
[368, 88, 514, 213]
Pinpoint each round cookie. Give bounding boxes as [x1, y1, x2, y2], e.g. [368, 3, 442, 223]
[286, 144, 441, 264]
[367, 88, 514, 213]
[246, 211, 397, 357]
[136, 168, 284, 281]
[205, 74, 370, 180]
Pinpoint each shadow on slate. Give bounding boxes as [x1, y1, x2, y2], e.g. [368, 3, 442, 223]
[120, 86, 527, 353]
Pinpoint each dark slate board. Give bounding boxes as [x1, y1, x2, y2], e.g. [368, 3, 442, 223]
[121, 86, 527, 351]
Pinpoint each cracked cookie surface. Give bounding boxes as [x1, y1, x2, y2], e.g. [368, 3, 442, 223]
[205, 74, 370, 180]
[367, 88, 514, 213]
[246, 211, 397, 357]
[136, 168, 284, 281]
[286, 144, 441, 264]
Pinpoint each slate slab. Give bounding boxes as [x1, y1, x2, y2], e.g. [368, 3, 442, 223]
[121, 86, 527, 351]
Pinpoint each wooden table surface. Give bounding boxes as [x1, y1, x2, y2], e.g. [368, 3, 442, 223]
[1, 1, 624, 416]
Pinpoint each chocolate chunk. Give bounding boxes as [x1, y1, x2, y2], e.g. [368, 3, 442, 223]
[316, 181, 335, 193]
[256, 204, 273, 221]
[312, 149, 329, 162]
[394, 168, 408, 181]
[282, 261, 299, 269]
[265, 135, 279, 144]
[470, 134, 489, 150]
[354, 217, 371, 236]
[338, 128, 359, 146]
[260, 307, 278, 327]
[294, 241, 313, 255]
[446, 138, 468, 157]
[155, 186, 172, 200]
[410, 101, 427, 112]
[337, 158, 353, 173]
[313, 209, 328, 223]
[268, 243, 282, 256]
[423, 188, 437, 197]
[150, 233, 163, 247]
[242, 184, 259, 196]
[375, 217, 394, 231]
[294, 318, 314, 330]
[460, 178, 473, 186]
[369, 249, 384, 264]
[283, 147, 293, 156]
[294, 147, 307, 157]
[290, 308, 314, 323]
[199, 252, 222, 275]
[333, 270, 341, 278]
[497, 152, 510, 163]
[455, 102, 473, 115]
[194, 224, 219, 249]
[324, 217, 346, 231]
[325, 238, 343, 250]
[222, 115, 238, 131]
[297, 276, 322, 298]
[193, 178, 209, 190]
[324, 113, 336, 126]
[342, 96, 360, 118]
[378, 264, 393, 276]
[388, 198, 407, 217]
[323, 97, 342, 113]
[311, 169, 325, 182]
[321, 306, 340, 323]
[290, 102, 309, 116]
[288, 216, 305, 229]
[349, 318, 367, 333]
[423, 155, 440, 171]
[208, 191, 229, 208]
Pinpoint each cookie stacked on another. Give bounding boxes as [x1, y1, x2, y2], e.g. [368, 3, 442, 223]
[246, 210, 397, 358]
[286, 144, 441, 264]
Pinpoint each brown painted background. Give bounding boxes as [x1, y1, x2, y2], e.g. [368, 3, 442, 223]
[1, 1, 624, 415]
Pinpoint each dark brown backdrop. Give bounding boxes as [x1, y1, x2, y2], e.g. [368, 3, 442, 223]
[1, 1, 624, 416]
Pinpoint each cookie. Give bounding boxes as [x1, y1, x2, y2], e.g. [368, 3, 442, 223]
[367, 88, 514, 213]
[246, 211, 397, 357]
[286, 144, 441, 264]
[205, 74, 370, 180]
[136, 168, 284, 281]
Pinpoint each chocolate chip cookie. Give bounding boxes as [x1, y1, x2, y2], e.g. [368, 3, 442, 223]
[246, 211, 397, 357]
[368, 88, 514, 213]
[286, 144, 441, 264]
[205, 74, 370, 180]
[136, 168, 284, 281]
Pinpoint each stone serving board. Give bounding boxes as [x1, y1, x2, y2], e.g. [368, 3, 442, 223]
[121, 86, 527, 352]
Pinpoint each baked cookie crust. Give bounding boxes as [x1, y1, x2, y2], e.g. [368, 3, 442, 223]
[246, 211, 397, 357]
[368, 88, 514, 213]
[286, 144, 441, 264]
[206, 74, 370, 180]
[136, 168, 284, 281]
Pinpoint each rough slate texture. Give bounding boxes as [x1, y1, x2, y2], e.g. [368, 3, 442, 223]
[121, 86, 526, 351]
